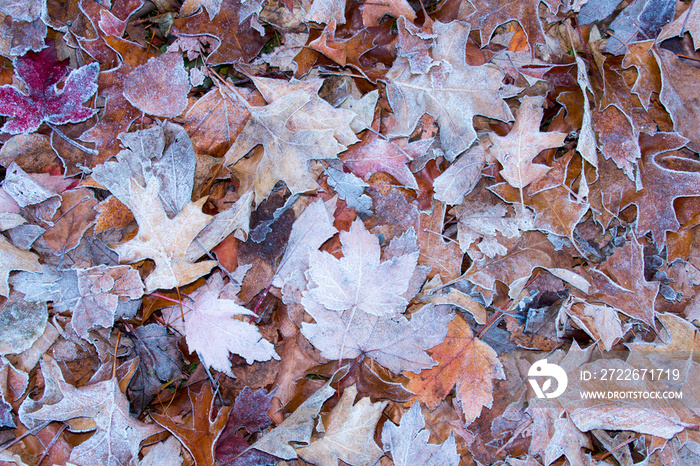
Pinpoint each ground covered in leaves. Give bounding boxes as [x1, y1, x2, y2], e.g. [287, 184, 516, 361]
[0, 0, 700, 465]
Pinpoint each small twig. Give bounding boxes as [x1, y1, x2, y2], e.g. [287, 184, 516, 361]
[36, 424, 67, 466]
[0, 421, 51, 452]
[46, 122, 98, 156]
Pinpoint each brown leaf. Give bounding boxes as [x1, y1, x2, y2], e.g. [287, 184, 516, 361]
[41, 188, 98, 256]
[0, 235, 40, 296]
[406, 315, 505, 424]
[152, 383, 233, 466]
[417, 201, 462, 281]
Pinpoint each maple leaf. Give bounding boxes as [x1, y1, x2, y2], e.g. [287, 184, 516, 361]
[342, 132, 433, 189]
[0, 45, 98, 134]
[223, 89, 347, 203]
[151, 383, 233, 466]
[304, 218, 418, 317]
[162, 273, 278, 376]
[0, 234, 40, 296]
[296, 384, 388, 466]
[302, 298, 453, 372]
[490, 96, 566, 192]
[26, 369, 162, 465]
[381, 403, 460, 466]
[385, 20, 516, 161]
[406, 315, 505, 424]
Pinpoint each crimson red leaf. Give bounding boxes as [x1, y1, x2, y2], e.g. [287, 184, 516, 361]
[0, 46, 98, 134]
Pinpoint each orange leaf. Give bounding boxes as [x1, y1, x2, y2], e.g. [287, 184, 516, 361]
[406, 316, 504, 424]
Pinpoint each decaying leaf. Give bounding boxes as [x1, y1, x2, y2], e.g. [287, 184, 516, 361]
[0, 234, 40, 296]
[122, 53, 191, 118]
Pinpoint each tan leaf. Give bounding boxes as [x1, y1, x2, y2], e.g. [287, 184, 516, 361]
[417, 201, 462, 281]
[362, 0, 416, 27]
[296, 384, 387, 466]
[406, 315, 505, 424]
[490, 95, 566, 191]
[112, 178, 216, 292]
[223, 89, 346, 203]
[0, 235, 40, 296]
[386, 20, 515, 161]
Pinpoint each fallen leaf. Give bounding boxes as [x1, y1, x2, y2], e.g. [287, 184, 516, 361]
[161, 272, 278, 376]
[362, 0, 416, 27]
[296, 384, 388, 466]
[0, 291, 47, 355]
[381, 402, 460, 466]
[417, 201, 462, 281]
[490, 96, 566, 192]
[151, 383, 233, 466]
[325, 166, 373, 214]
[223, 89, 346, 203]
[0, 234, 40, 296]
[304, 218, 418, 317]
[0, 45, 98, 134]
[140, 436, 183, 466]
[26, 370, 162, 465]
[386, 20, 515, 161]
[122, 53, 191, 118]
[253, 378, 336, 460]
[433, 142, 486, 205]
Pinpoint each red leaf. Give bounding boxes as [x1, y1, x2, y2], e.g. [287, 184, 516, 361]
[0, 45, 98, 134]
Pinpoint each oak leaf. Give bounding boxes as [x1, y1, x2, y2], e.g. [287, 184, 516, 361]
[0, 45, 98, 134]
[151, 383, 232, 466]
[406, 315, 505, 424]
[161, 273, 278, 376]
[296, 384, 388, 466]
[381, 403, 460, 466]
[110, 178, 216, 292]
[223, 89, 347, 203]
[490, 96, 566, 191]
[386, 20, 516, 161]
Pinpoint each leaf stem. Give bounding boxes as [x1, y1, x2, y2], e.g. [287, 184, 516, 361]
[46, 122, 98, 156]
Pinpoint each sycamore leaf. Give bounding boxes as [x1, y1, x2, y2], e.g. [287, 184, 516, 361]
[0, 234, 40, 296]
[406, 315, 505, 424]
[253, 379, 336, 460]
[342, 132, 433, 189]
[305, 218, 418, 316]
[296, 385, 387, 466]
[223, 89, 346, 203]
[386, 20, 516, 161]
[26, 373, 162, 465]
[302, 299, 453, 373]
[151, 383, 233, 466]
[0, 46, 98, 134]
[162, 273, 278, 376]
[110, 178, 216, 292]
[491, 96, 566, 191]
[381, 403, 460, 466]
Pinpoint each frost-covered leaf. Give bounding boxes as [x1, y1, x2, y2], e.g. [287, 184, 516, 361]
[181, 0, 223, 20]
[304, 218, 418, 316]
[122, 53, 190, 118]
[272, 197, 337, 288]
[26, 373, 162, 465]
[253, 379, 336, 460]
[139, 436, 183, 466]
[302, 300, 452, 372]
[433, 143, 486, 205]
[382, 403, 460, 466]
[108, 178, 216, 292]
[296, 385, 387, 466]
[223, 89, 347, 203]
[0, 234, 40, 296]
[0, 292, 47, 355]
[161, 273, 278, 376]
[0, 46, 98, 134]
[151, 383, 232, 466]
[325, 166, 372, 214]
[386, 20, 515, 161]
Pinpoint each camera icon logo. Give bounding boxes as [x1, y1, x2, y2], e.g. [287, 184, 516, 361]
[528, 359, 568, 399]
